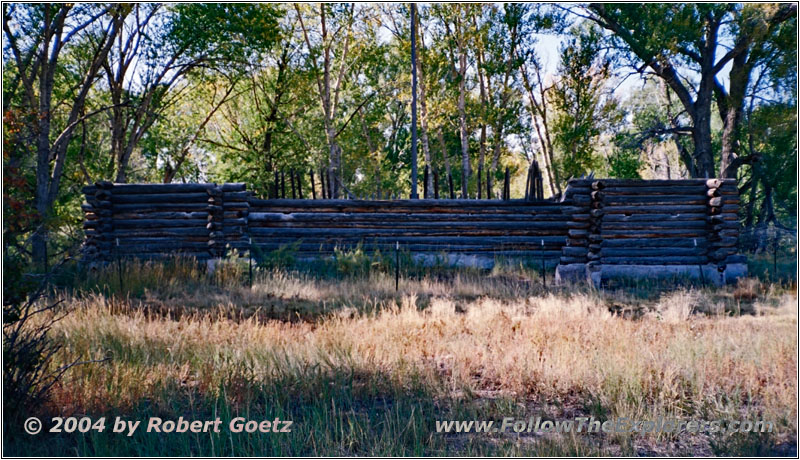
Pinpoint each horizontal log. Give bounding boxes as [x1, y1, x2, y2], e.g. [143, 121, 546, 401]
[112, 228, 209, 237]
[113, 242, 212, 253]
[600, 221, 707, 230]
[113, 211, 208, 220]
[250, 221, 571, 231]
[589, 179, 714, 189]
[112, 203, 209, 212]
[602, 256, 708, 265]
[113, 219, 208, 228]
[602, 195, 708, 205]
[249, 227, 568, 237]
[111, 192, 210, 204]
[602, 213, 707, 222]
[249, 235, 567, 246]
[247, 212, 571, 223]
[600, 247, 704, 257]
[221, 191, 249, 201]
[117, 251, 212, 259]
[562, 247, 588, 257]
[111, 236, 209, 245]
[602, 238, 708, 248]
[602, 205, 708, 214]
[601, 229, 707, 238]
[250, 198, 566, 208]
[222, 183, 247, 192]
[253, 243, 564, 256]
[560, 258, 588, 265]
[600, 185, 708, 195]
[106, 183, 214, 194]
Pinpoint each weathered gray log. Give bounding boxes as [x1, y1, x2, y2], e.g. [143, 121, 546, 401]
[600, 247, 704, 257]
[249, 235, 567, 246]
[113, 219, 209, 228]
[222, 183, 247, 192]
[601, 185, 708, 195]
[221, 191, 249, 201]
[112, 203, 209, 212]
[603, 213, 707, 222]
[249, 227, 568, 237]
[250, 221, 571, 231]
[602, 256, 708, 265]
[112, 228, 209, 237]
[602, 238, 708, 248]
[602, 195, 707, 205]
[562, 247, 589, 257]
[601, 229, 707, 238]
[600, 221, 707, 230]
[114, 242, 212, 252]
[113, 211, 209, 220]
[111, 193, 212, 204]
[108, 183, 214, 194]
[602, 205, 708, 214]
[247, 212, 571, 222]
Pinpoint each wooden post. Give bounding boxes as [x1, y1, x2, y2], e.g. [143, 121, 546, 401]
[423, 165, 429, 199]
[290, 169, 296, 199]
[503, 167, 510, 200]
[524, 163, 532, 201]
[477, 165, 482, 199]
[320, 170, 326, 199]
[537, 165, 544, 199]
[310, 170, 317, 200]
[248, 237, 253, 288]
[448, 173, 455, 199]
[296, 170, 302, 198]
[486, 168, 491, 201]
[395, 241, 400, 291]
[540, 239, 546, 288]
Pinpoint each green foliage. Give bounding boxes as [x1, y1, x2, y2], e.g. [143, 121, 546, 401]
[551, 26, 613, 182]
[256, 242, 299, 271]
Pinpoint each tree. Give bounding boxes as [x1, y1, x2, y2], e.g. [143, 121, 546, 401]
[585, 3, 797, 178]
[551, 26, 614, 183]
[3, 3, 128, 269]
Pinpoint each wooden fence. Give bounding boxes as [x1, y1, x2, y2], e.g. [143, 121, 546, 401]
[555, 178, 745, 284]
[81, 178, 745, 283]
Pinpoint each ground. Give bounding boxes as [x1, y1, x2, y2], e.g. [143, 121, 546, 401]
[3, 255, 797, 456]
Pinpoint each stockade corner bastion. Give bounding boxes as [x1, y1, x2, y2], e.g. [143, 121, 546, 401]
[81, 178, 746, 286]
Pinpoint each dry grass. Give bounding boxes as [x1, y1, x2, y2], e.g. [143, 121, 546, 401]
[7, 260, 797, 456]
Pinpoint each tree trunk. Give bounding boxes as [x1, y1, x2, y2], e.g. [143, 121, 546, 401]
[457, 50, 469, 198]
[416, 15, 433, 197]
[410, 3, 419, 198]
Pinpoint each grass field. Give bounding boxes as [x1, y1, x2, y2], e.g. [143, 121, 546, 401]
[3, 256, 797, 456]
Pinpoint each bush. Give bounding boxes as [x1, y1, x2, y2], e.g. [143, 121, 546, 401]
[3, 252, 67, 420]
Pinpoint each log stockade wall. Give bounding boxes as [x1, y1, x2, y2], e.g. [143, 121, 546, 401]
[555, 178, 746, 284]
[81, 179, 746, 283]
